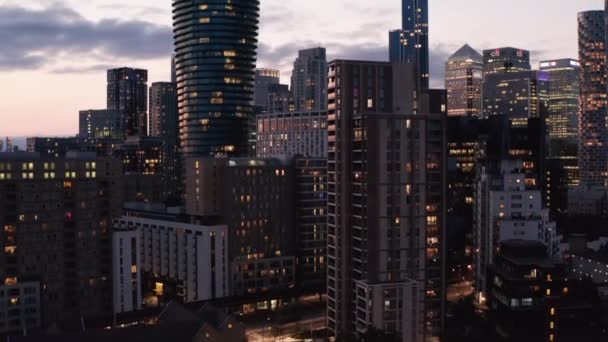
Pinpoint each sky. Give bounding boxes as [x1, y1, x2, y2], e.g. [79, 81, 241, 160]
[0, 0, 604, 137]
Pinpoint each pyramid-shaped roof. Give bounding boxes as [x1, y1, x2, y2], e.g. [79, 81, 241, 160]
[448, 44, 482, 61]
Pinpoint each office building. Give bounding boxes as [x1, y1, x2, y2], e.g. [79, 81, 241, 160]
[173, 0, 260, 158]
[149, 82, 180, 203]
[474, 160, 560, 303]
[113, 216, 229, 305]
[0, 152, 122, 329]
[267, 83, 293, 113]
[326, 61, 446, 341]
[540, 59, 580, 160]
[256, 111, 328, 158]
[577, 10, 607, 187]
[487, 240, 598, 341]
[185, 158, 295, 297]
[389, 0, 430, 88]
[290, 47, 328, 112]
[294, 158, 327, 293]
[171, 54, 177, 83]
[79, 109, 123, 140]
[445, 44, 483, 117]
[254, 68, 281, 108]
[482, 70, 549, 127]
[107, 68, 148, 137]
[482, 47, 531, 75]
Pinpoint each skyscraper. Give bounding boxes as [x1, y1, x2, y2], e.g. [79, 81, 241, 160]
[482, 47, 531, 75]
[254, 68, 280, 108]
[577, 10, 607, 186]
[482, 70, 550, 126]
[149, 82, 180, 202]
[326, 61, 445, 341]
[389, 0, 430, 88]
[107, 68, 148, 137]
[445, 44, 483, 117]
[173, 0, 260, 158]
[290, 47, 328, 112]
[540, 59, 580, 159]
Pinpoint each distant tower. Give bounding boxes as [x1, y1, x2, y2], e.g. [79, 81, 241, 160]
[445, 44, 483, 117]
[290, 48, 328, 112]
[539, 59, 580, 160]
[107, 68, 148, 137]
[173, 0, 260, 158]
[577, 10, 607, 186]
[254, 68, 280, 108]
[389, 0, 430, 88]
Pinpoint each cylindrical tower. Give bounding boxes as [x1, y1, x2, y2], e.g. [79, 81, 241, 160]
[173, 0, 260, 158]
[577, 10, 607, 186]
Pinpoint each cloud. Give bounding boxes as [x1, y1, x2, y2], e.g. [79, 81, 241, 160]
[0, 5, 172, 71]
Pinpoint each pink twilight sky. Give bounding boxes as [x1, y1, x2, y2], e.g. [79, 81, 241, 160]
[0, 0, 604, 137]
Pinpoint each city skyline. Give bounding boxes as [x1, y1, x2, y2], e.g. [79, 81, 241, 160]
[0, 0, 604, 136]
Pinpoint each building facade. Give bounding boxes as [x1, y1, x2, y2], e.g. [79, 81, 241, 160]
[539, 59, 580, 160]
[254, 68, 281, 108]
[445, 44, 483, 117]
[107, 68, 148, 137]
[294, 158, 327, 293]
[173, 0, 260, 158]
[149, 82, 180, 203]
[389, 0, 430, 88]
[482, 47, 531, 75]
[79, 109, 123, 140]
[577, 10, 607, 187]
[267, 84, 293, 114]
[290, 48, 328, 112]
[112, 228, 142, 314]
[185, 158, 296, 297]
[256, 111, 328, 158]
[113, 216, 229, 305]
[474, 161, 560, 302]
[0, 152, 122, 329]
[482, 70, 549, 127]
[326, 61, 445, 341]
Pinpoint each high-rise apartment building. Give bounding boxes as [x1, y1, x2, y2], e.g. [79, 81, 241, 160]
[326, 61, 445, 341]
[149, 82, 180, 203]
[107, 68, 148, 137]
[173, 0, 260, 158]
[184, 158, 296, 297]
[290, 48, 328, 112]
[474, 160, 559, 302]
[294, 158, 328, 293]
[540, 59, 580, 160]
[482, 70, 549, 127]
[389, 0, 430, 88]
[445, 44, 483, 117]
[254, 68, 281, 108]
[79, 109, 123, 140]
[0, 152, 122, 329]
[256, 111, 328, 158]
[577, 10, 607, 187]
[482, 47, 531, 75]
